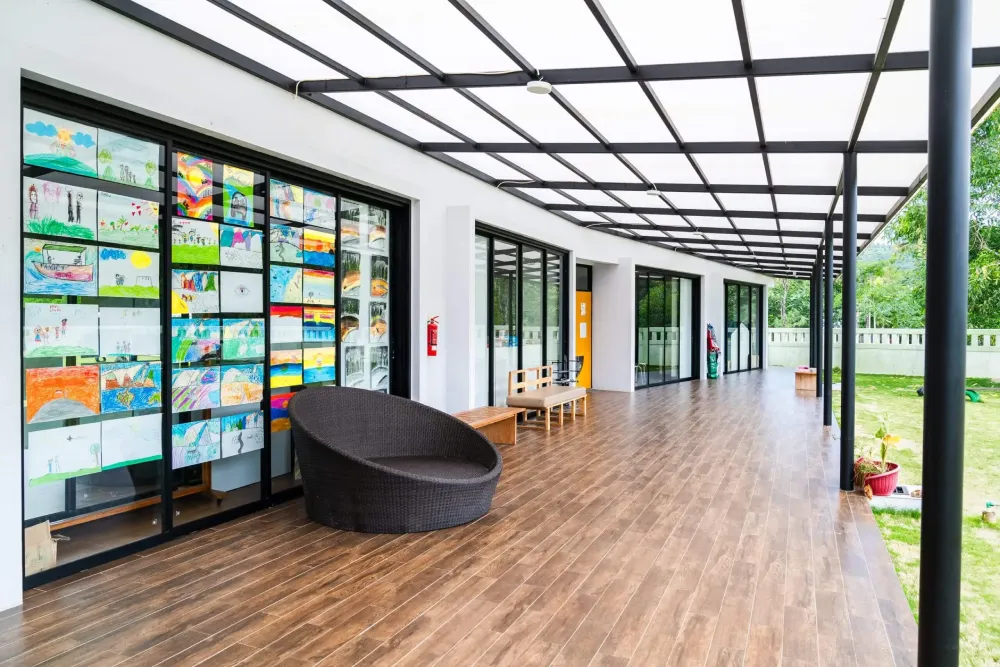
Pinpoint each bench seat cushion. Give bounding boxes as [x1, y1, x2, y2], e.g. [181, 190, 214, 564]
[506, 386, 586, 409]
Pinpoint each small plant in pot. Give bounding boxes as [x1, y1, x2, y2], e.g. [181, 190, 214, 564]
[854, 417, 902, 496]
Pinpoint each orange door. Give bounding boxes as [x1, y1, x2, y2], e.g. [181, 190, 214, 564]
[575, 290, 592, 388]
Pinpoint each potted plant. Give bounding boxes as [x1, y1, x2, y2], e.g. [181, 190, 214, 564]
[854, 417, 901, 496]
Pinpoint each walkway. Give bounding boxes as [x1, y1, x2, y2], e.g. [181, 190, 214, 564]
[2, 370, 916, 666]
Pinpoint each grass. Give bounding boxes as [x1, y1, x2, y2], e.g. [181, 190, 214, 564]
[833, 373, 1000, 665]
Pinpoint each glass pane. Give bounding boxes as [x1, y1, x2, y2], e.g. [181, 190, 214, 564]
[493, 241, 518, 406]
[521, 248, 543, 369]
[474, 236, 489, 408]
[751, 287, 760, 369]
[679, 278, 694, 380]
[635, 274, 649, 388]
[664, 278, 680, 382]
[546, 253, 563, 365]
[726, 284, 738, 372]
[575, 264, 591, 292]
[648, 277, 666, 385]
[739, 285, 751, 371]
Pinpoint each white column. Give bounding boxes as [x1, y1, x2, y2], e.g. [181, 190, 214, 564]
[442, 206, 475, 412]
[591, 258, 635, 392]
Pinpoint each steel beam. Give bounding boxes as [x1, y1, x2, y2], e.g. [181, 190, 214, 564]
[503, 181, 910, 196]
[816, 260, 824, 398]
[841, 152, 858, 491]
[422, 141, 928, 154]
[824, 224, 834, 420]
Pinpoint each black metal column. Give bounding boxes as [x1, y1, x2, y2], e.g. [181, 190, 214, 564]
[808, 273, 816, 368]
[815, 260, 823, 398]
[823, 219, 834, 425]
[918, 0, 971, 663]
[841, 153, 858, 491]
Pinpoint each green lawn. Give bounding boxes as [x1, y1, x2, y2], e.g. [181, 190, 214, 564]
[833, 374, 1000, 665]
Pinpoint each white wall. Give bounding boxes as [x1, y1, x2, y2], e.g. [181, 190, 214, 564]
[592, 260, 636, 392]
[0, 0, 771, 609]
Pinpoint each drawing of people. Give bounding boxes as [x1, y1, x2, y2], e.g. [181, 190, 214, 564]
[60, 318, 68, 339]
[67, 190, 74, 223]
[33, 326, 42, 344]
[194, 272, 203, 292]
[76, 191, 83, 223]
[27, 184, 39, 220]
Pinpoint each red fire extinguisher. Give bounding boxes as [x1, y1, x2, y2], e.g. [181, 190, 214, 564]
[427, 316, 439, 357]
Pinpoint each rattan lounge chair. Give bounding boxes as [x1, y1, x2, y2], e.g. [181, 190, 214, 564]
[288, 386, 502, 533]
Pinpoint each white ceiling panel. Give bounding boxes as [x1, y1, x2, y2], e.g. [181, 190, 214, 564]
[470, 88, 598, 142]
[624, 154, 702, 183]
[685, 216, 734, 228]
[779, 219, 825, 232]
[516, 188, 573, 205]
[706, 232, 739, 242]
[632, 228, 670, 237]
[857, 153, 927, 187]
[558, 154, 641, 182]
[757, 74, 868, 141]
[658, 192, 721, 211]
[611, 191, 672, 209]
[567, 190, 622, 207]
[566, 211, 610, 223]
[649, 79, 759, 141]
[325, 92, 459, 141]
[693, 154, 768, 185]
[602, 0, 743, 64]
[784, 247, 815, 255]
[497, 154, 586, 181]
[717, 193, 774, 212]
[859, 221, 880, 234]
[443, 153, 531, 179]
[731, 218, 779, 231]
[768, 154, 845, 186]
[744, 0, 890, 59]
[775, 194, 833, 214]
[891, 0, 1000, 53]
[834, 196, 900, 215]
[392, 90, 527, 142]
[556, 84, 676, 142]
[606, 213, 647, 225]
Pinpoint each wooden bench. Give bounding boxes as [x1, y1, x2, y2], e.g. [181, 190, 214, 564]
[794, 367, 817, 392]
[506, 365, 587, 432]
[453, 406, 525, 446]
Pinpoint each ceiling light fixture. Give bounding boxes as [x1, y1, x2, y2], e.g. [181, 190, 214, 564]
[526, 78, 552, 95]
[645, 188, 660, 196]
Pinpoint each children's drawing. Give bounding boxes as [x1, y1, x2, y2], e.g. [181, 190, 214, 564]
[221, 271, 263, 313]
[270, 305, 302, 344]
[101, 413, 162, 469]
[368, 206, 388, 250]
[220, 225, 262, 269]
[26, 366, 101, 424]
[98, 247, 160, 299]
[304, 346, 336, 384]
[171, 269, 219, 315]
[23, 109, 97, 177]
[270, 349, 302, 388]
[98, 192, 160, 249]
[304, 189, 337, 230]
[23, 177, 97, 240]
[344, 345, 366, 389]
[270, 392, 294, 432]
[222, 318, 265, 360]
[97, 129, 160, 190]
[269, 224, 302, 264]
[340, 298, 360, 343]
[370, 345, 389, 391]
[171, 318, 221, 362]
[24, 240, 97, 297]
[303, 269, 335, 305]
[172, 218, 219, 264]
[303, 306, 335, 342]
[177, 153, 213, 220]
[370, 301, 388, 342]
[221, 410, 264, 458]
[221, 363, 264, 406]
[270, 179, 303, 223]
[27, 423, 102, 486]
[303, 228, 336, 268]
[100, 307, 161, 358]
[222, 165, 254, 226]
[342, 251, 361, 297]
[371, 255, 389, 298]
[100, 361, 162, 413]
[171, 418, 221, 469]
[171, 367, 221, 412]
[270, 266, 302, 303]
[340, 199, 363, 247]
[23, 303, 99, 358]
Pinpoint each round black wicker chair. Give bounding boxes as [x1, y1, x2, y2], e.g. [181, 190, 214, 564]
[288, 386, 502, 533]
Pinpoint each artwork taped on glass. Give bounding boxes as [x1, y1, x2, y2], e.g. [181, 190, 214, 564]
[172, 367, 221, 412]
[340, 199, 363, 248]
[270, 392, 294, 432]
[221, 271, 263, 313]
[303, 228, 336, 268]
[98, 247, 159, 299]
[24, 239, 97, 297]
[98, 191, 159, 249]
[100, 307, 161, 358]
[23, 109, 98, 177]
[171, 418, 221, 469]
[370, 301, 388, 343]
[172, 269, 219, 314]
[220, 225, 263, 269]
[342, 251, 361, 297]
[177, 153, 213, 220]
[101, 413, 162, 469]
[25, 365, 100, 424]
[270, 349, 302, 388]
[368, 206, 388, 251]
[270, 266, 302, 304]
[98, 128, 160, 190]
[304, 346, 336, 384]
[23, 302, 99, 358]
[23, 177, 97, 240]
[269, 224, 302, 264]
[270, 305, 302, 344]
[304, 306, 336, 342]
[371, 255, 389, 298]
[370, 345, 389, 392]
[222, 318, 265, 360]
[341, 297, 361, 343]
[344, 345, 366, 389]
[270, 179, 303, 223]
[172, 218, 219, 265]
[222, 164, 254, 226]
[304, 189, 337, 230]
[221, 410, 264, 458]
[303, 269, 335, 305]
[100, 361, 162, 414]
[171, 318, 221, 363]
[221, 363, 264, 406]
[27, 423, 102, 486]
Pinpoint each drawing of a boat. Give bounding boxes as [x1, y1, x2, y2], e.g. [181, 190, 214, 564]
[33, 244, 94, 282]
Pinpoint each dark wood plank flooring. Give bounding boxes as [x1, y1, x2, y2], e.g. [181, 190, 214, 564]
[5, 370, 916, 666]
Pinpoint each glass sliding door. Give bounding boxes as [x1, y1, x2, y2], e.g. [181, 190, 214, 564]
[546, 254, 563, 365]
[648, 275, 666, 385]
[750, 286, 760, 368]
[636, 273, 649, 387]
[726, 284, 738, 372]
[492, 240, 518, 406]
[635, 268, 696, 389]
[521, 247, 544, 368]
[739, 285, 751, 371]
[724, 281, 764, 374]
[474, 235, 489, 408]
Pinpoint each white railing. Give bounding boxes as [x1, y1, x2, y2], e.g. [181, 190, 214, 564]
[768, 327, 1000, 378]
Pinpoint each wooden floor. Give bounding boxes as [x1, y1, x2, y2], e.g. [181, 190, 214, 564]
[5, 370, 917, 666]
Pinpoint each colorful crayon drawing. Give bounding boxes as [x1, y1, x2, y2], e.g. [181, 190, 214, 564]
[270, 392, 294, 432]
[370, 301, 388, 342]
[220, 226, 263, 269]
[171, 318, 221, 362]
[221, 410, 264, 458]
[172, 269, 219, 314]
[368, 206, 388, 251]
[270, 305, 302, 344]
[97, 129, 160, 190]
[344, 345, 366, 389]
[304, 346, 336, 384]
[269, 224, 302, 264]
[342, 251, 361, 297]
[23, 109, 98, 177]
[340, 298, 360, 343]
[370, 345, 390, 391]
[221, 271, 263, 313]
[23, 303, 99, 358]
[98, 247, 160, 299]
[27, 423, 102, 486]
[26, 365, 101, 424]
[171, 418, 221, 469]
[304, 189, 337, 229]
[270, 349, 303, 388]
[171, 367, 221, 412]
[371, 255, 389, 298]
[98, 192, 159, 249]
[303, 228, 336, 268]
[221, 363, 264, 406]
[23, 177, 97, 240]
[23, 240, 98, 297]
[270, 266, 302, 303]
[100, 307, 161, 358]
[303, 269, 335, 305]
[340, 199, 363, 247]
[222, 318, 265, 360]
[270, 179, 303, 223]
[172, 218, 219, 264]
[222, 165, 254, 226]
[303, 306, 336, 342]
[100, 361, 162, 413]
[101, 413, 162, 469]
[177, 153, 213, 219]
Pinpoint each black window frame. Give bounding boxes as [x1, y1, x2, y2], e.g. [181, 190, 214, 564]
[723, 280, 764, 374]
[634, 266, 701, 389]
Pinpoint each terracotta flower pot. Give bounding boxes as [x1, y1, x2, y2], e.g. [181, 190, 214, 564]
[859, 461, 900, 496]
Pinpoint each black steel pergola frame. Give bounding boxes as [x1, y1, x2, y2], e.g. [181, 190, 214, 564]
[88, 0, 1000, 280]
